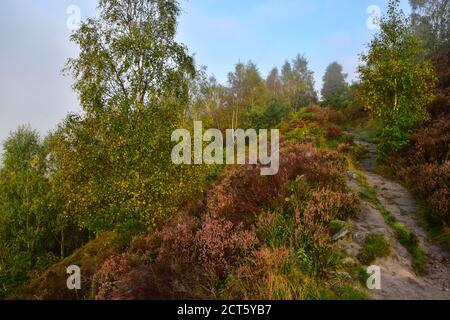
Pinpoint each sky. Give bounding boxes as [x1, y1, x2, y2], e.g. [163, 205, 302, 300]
[0, 0, 412, 153]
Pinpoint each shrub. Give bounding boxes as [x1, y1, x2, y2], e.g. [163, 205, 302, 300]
[156, 213, 257, 278]
[303, 151, 348, 190]
[428, 188, 450, 223]
[429, 47, 450, 117]
[385, 115, 450, 226]
[156, 215, 199, 266]
[326, 124, 343, 140]
[303, 188, 359, 221]
[407, 162, 450, 224]
[206, 143, 348, 225]
[91, 141, 360, 300]
[409, 115, 450, 164]
[93, 213, 257, 299]
[222, 247, 319, 300]
[302, 105, 343, 126]
[378, 124, 412, 159]
[257, 182, 359, 277]
[323, 108, 344, 125]
[93, 252, 135, 300]
[195, 216, 257, 275]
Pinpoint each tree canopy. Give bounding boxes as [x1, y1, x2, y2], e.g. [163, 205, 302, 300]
[410, 0, 449, 51]
[66, 0, 195, 114]
[358, 0, 437, 157]
[321, 62, 349, 108]
[281, 55, 317, 111]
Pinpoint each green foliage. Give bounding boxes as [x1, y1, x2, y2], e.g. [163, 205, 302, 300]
[280, 105, 349, 151]
[266, 67, 283, 98]
[320, 283, 369, 300]
[383, 114, 450, 226]
[321, 62, 349, 108]
[6, 0, 444, 301]
[220, 61, 269, 130]
[258, 172, 359, 278]
[358, 0, 437, 158]
[377, 123, 411, 158]
[355, 119, 382, 143]
[242, 98, 289, 130]
[50, 0, 209, 235]
[10, 232, 123, 300]
[1, 0, 208, 297]
[222, 247, 322, 300]
[281, 55, 318, 111]
[49, 101, 208, 234]
[66, 0, 195, 114]
[357, 234, 392, 265]
[181, 55, 317, 133]
[228, 61, 268, 114]
[187, 66, 224, 126]
[0, 127, 63, 297]
[257, 210, 296, 250]
[409, 0, 449, 52]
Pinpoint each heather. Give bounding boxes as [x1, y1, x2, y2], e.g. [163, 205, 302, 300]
[1, 0, 449, 301]
[90, 142, 363, 300]
[379, 114, 450, 233]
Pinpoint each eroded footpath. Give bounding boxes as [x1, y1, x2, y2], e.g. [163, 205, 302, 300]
[341, 138, 450, 300]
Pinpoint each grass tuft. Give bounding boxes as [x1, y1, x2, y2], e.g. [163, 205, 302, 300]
[357, 233, 392, 265]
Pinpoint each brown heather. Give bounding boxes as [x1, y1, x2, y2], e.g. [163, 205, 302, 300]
[92, 141, 360, 299]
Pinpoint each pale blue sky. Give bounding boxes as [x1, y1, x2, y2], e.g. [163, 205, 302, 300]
[0, 0, 412, 148]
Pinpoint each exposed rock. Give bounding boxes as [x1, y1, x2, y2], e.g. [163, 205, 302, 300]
[330, 220, 348, 234]
[332, 228, 349, 241]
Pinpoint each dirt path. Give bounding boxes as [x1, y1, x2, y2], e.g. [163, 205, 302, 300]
[341, 137, 450, 300]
